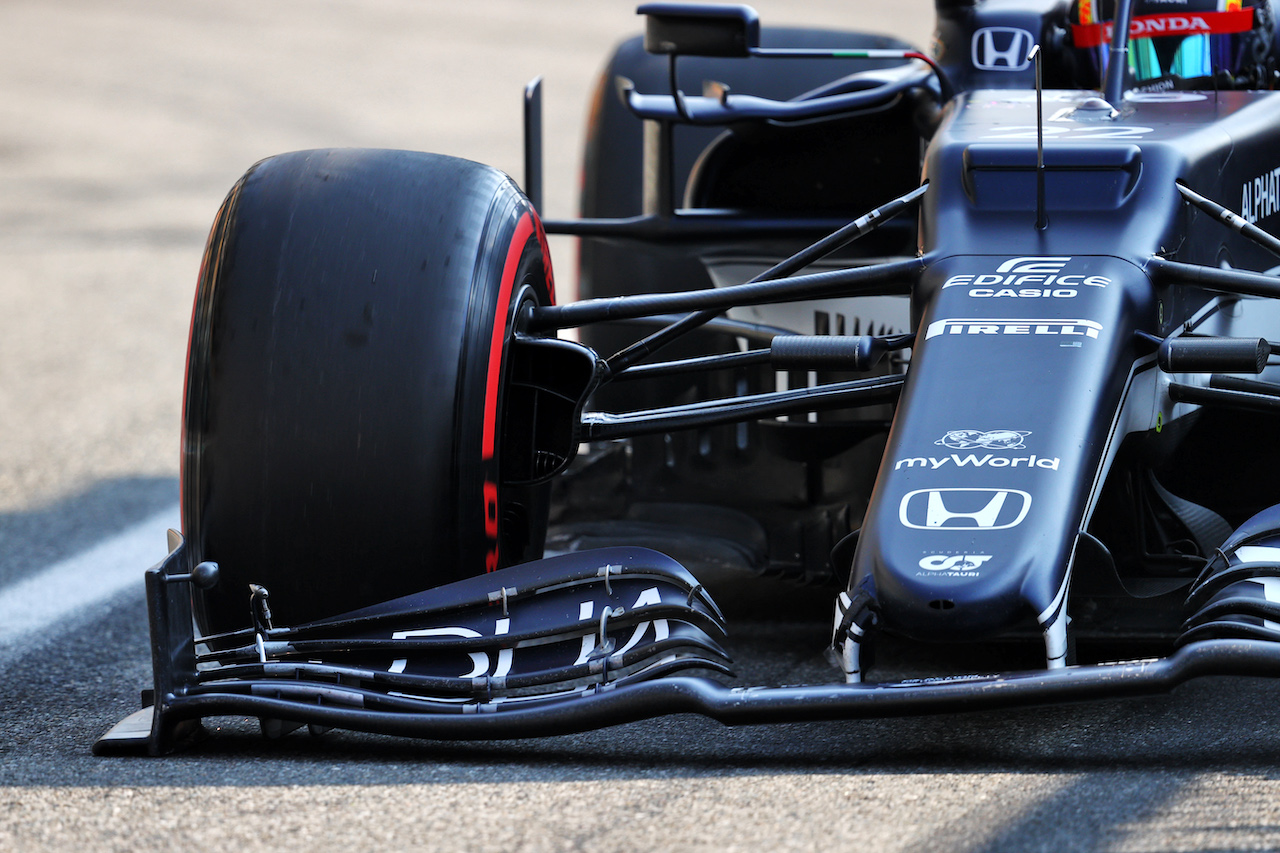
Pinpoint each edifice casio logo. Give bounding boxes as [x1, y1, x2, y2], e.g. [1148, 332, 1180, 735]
[971, 27, 1036, 71]
[899, 488, 1032, 530]
[996, 257, 1069, 274]
[941, 257, 1112, 296]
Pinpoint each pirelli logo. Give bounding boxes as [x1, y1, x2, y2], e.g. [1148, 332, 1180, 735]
[924, 318, 1103, 340]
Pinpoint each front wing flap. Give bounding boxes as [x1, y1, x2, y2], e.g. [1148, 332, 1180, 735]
[95, 534, 1280, 755]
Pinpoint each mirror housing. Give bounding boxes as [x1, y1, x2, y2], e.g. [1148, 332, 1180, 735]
[637, 3, 760, 57]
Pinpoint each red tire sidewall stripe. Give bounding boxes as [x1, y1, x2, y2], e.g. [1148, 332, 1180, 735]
[536, 215, 556, 306]
[482, 211, 536, 461]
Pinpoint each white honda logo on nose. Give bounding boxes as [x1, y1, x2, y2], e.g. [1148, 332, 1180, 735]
[899, 488, 1032, 530]
[972, 27, 1035, 71]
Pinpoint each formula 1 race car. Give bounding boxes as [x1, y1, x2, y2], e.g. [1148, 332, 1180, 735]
[99, 0, 1280, 754]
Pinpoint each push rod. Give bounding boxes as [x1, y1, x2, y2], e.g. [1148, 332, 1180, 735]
[542, 213, 870, 239]
[580, 374, 904, 440]
[611, 349, 773, 381]
[1148, 257, 1280, 299]
[603, 186, 928, 375]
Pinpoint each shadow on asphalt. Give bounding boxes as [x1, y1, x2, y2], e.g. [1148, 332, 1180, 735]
[0, 475, 177, 589]
[5, 482, 1280, 788]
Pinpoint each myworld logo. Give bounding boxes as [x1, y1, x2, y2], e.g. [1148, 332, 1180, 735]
[899, 488, 1033, 530]
[895, 453, 1059, 471]
[925, 318, 1103, 340]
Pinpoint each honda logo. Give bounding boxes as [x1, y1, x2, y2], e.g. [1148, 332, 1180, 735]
[899, 488, 1032, 530]
[972, 27, 1036, 71]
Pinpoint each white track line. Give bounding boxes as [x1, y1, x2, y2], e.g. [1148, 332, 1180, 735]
[0, 505, 179, 653]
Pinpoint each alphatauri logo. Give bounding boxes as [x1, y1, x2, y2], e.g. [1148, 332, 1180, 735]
[899, 488, 1032, 530]
[1242, 166, 1280, 225]
[919, 554, 993, 573]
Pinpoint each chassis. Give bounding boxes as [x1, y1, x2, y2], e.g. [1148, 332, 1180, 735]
[99, 0, 1280, 754]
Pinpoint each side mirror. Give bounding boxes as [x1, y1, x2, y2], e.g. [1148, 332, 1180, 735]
[637, 3, 760, 57]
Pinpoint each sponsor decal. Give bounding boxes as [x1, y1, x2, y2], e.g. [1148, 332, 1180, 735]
[997, 257, 1070, 274]
[941, 257, 1112, 296]
[973, 94, 1084, 111]
[1235, 545, 1280, 563]
[971, 27, 1036, 71]
[980, 125, 1154, 140]
[918, 553, 993, 577]
[389, 585, 669, 678]
[1072, 9, 1254, 48]
[895, 453, 1059, 471]
[899, 673, 1001, 685]
[899, 488, 1032, 530]
[925, 318, 1103, 340]
[1128, 91, 1207, 103]
[1241, 166, 1280, 225]
[964, 288, 1085, 299]
[1135, 77, 1177, 93]
[936, 429, 1030, 450]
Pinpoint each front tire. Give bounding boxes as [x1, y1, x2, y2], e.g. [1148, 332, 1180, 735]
[183, 149, 554, 633]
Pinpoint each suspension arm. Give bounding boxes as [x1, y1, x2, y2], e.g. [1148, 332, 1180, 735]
[529, 256, 926, 333]
[580, 374, 903, 440]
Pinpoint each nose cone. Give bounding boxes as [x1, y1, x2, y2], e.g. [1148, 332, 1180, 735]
[846, 255, 1151, 644]
[853, 465, 1085, 642]
[865, 532, 1036, 641]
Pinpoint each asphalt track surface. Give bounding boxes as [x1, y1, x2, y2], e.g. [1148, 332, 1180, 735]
[4, 2, 1280, 851]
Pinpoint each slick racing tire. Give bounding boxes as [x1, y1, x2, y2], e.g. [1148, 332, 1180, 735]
[184, 149, 554, 634]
